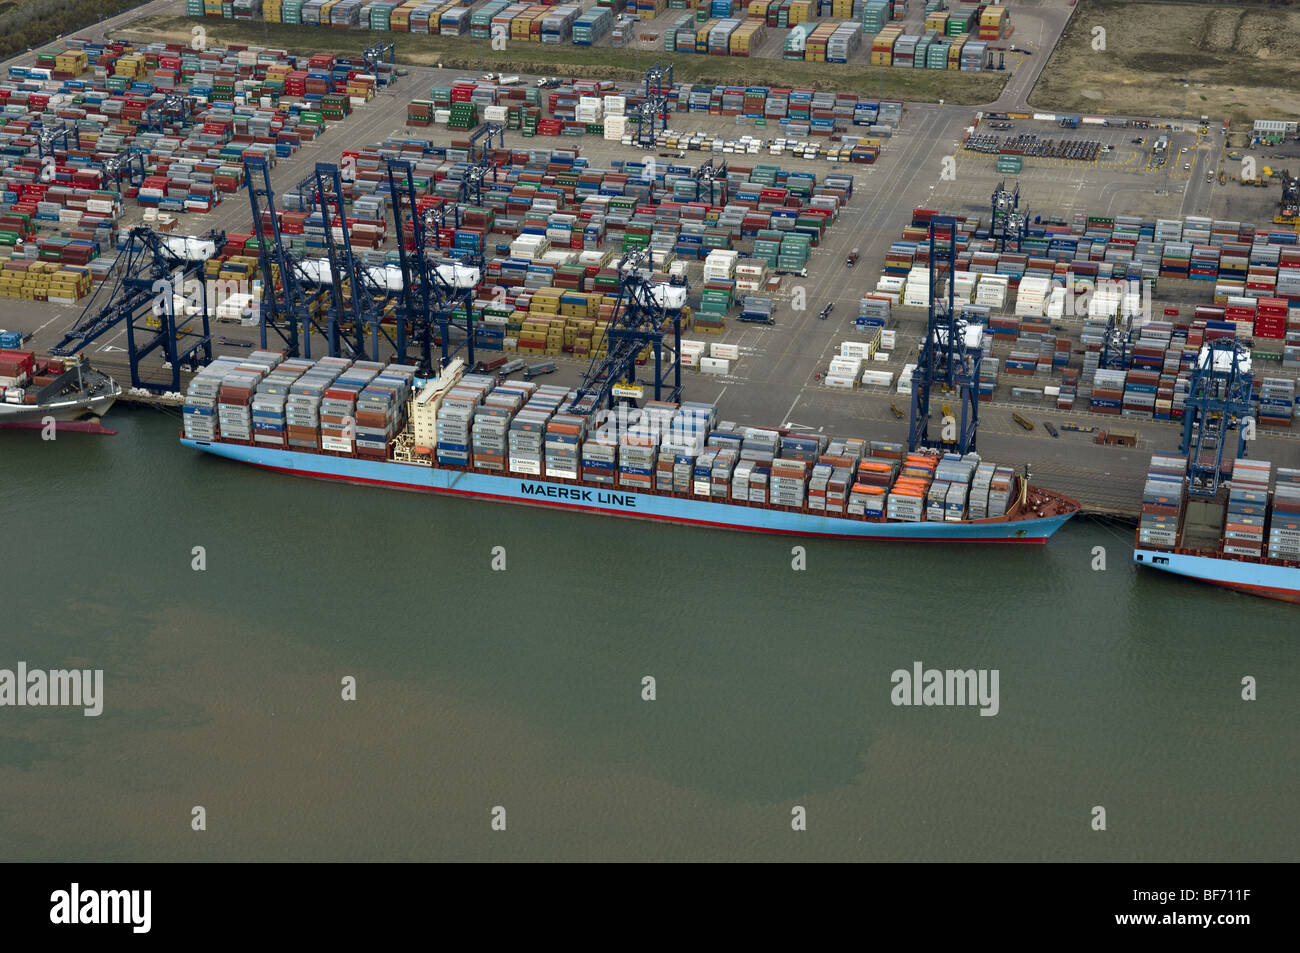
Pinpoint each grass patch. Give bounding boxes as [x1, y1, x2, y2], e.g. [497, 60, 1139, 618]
[128, 15, 1007, 105]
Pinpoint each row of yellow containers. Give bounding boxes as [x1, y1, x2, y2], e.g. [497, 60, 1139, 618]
[730, 18, 766, 56]
[981, 5, 1008, 27]
[390, 0, 466, 30]
[804, 22, 839, 62]
[114, 54, 147, 78]
[264, 0, 284, 22]
[54, 51, 89, 75]
[870, 24, 902, 65]
[525, 288, 610, 319]
[746, 0, 815, 23]
[869, 28, 973, 67]
[0, 263, 92, 302]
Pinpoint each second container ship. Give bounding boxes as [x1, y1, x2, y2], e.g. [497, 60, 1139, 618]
[1134, 451, 1300, 603]
[179, 351, 1079, 542]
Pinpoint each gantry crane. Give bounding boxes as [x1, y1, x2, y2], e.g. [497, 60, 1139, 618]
[51, 226, 224, 391]
[244, 154, 332, 359]
[633, 62, 674, 149]
[458, 122, 504, 206]
[36, 121, 80, 161]
[139, 93, 193, 134]
[691, 158, 726, 203]
[989, 179, 1027, 252]
[362, 42, 395, 88]
[1179, 337, 1254, 496]
[100, 149, 147, 191]
[311, 161, 403, 361]
[908, 215, 982, 454]
[566, 250, 686, 416]
[386, 158, 483, 372]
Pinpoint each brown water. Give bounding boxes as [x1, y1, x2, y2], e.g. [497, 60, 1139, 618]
[1, 409, 1296, 861]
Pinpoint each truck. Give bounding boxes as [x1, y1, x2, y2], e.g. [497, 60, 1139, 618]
[1059, 116, 1080, 129]
[524, 361, 557, 380]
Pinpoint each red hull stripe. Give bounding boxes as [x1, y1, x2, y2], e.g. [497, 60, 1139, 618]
[248, 460, 1052, 544]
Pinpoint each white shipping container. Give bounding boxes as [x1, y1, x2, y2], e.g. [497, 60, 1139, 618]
[711, 343, 740, 360]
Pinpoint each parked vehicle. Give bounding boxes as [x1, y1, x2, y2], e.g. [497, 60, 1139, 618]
[819, 303, 834, 320]
[846, 249, 860, 267]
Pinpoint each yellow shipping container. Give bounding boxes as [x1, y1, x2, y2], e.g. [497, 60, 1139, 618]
[789, 0, 814, 26]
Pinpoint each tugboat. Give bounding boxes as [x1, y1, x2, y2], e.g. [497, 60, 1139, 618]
[0, 350, 120, 425]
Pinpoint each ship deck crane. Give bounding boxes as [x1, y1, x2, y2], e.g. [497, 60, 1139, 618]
[908, 215, 981, 454]
[50, 226, 225, 392]
[1179, 338, 1254, 497]
[566, 249, 685, 416]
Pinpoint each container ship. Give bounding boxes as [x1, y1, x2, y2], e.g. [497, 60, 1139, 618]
[0, 349, 120, 424]
[179, 351, 1078, 542]
[1133, 452, 1300, 603]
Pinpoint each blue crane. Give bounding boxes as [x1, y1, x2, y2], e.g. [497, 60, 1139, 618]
[691, 158, 726, 203]
[310, 161, 402, 361]
[51, 226, 224, 392]
[100, 149, 146, 191]
[1179, 337, 1255, 496]
[908, 215, 982, 454]
[459, 122, 504, 206]
[244, 154, 331, 359]
[386, 158, 482, 372]
[362, 42, 395, 88]
[139, 93, 193, 134]
[36, 121, 80, 161]
[633, 62, 674, 149]
[989, 179, 1027, 253]
[566, 250, 686, 416]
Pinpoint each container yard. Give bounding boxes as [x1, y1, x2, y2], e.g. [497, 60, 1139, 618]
[4, 0, 1298, 871]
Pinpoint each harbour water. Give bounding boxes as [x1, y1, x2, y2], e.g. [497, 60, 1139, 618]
[1, 409, 1296, 861]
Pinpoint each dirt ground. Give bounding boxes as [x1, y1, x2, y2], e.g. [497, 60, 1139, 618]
[1032, 0, 1300, 126]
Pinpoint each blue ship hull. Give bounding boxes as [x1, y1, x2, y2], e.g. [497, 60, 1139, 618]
[1134, 547, 1300, 603]
[182, 439, 1077, 542]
